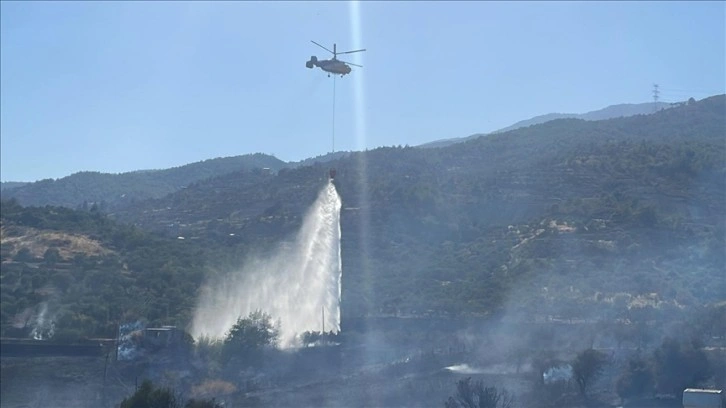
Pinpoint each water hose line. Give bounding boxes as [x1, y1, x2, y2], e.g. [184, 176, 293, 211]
[332, 76, 336, 153]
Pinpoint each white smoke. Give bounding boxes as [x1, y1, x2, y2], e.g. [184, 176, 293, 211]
[190, 181, 342, 348]
[444, 364, 486, 374]
[117, 321, 146, 361]
[544, 364, 573, 383]
[31, 302, 56, 340]
[444, 363, 528, 375]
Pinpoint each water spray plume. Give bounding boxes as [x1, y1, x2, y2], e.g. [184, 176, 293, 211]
[31, 302, 56, 340]
[190, 182, 343, 348]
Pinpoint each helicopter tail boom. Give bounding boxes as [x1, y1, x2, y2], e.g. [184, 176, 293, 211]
[306, 55, 318, 69]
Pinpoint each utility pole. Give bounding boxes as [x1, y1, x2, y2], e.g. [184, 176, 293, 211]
[322, 306, 325, 345]
[115, 322, 120, 361]
[652, 84, 660, 112]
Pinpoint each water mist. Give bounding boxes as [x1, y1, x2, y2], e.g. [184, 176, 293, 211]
[190, 181, 342, 348]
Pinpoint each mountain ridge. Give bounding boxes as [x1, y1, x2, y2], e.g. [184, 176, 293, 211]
[1, 101, 679, 187]
[1, 153, 288, 210]
[418, 100, 678, 149]
[104, 94, 725, 320]
[1, 97, 714, 214]
[1, 94, 723, 339]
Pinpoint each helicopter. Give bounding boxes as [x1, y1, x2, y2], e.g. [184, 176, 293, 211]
[306, 40, 366, 77]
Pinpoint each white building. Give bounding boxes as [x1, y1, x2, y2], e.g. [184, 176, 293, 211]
[683, 389, 724, 408]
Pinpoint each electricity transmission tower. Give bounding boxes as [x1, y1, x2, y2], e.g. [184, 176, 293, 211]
[652, 84, 660, 112]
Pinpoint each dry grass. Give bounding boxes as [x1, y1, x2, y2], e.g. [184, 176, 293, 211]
[190, 379, 238, 399]
[0, 225, 113, 260]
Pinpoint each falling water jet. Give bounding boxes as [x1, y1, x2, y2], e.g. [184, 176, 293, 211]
[190, 181, 342, 349]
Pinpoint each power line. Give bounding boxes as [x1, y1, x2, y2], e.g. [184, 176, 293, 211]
[656, 86, 723, 103]
[658, 86, 722, 94]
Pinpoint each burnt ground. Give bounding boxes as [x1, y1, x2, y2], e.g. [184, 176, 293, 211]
[1, 353, 694, 408]
[1, 356, 131, 408]
[0, 352, 529, 408]
[3, 321, 719, 408]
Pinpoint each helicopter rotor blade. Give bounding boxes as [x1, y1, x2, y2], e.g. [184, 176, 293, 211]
[339, 60, 363, 68]
[311, 40, 334, 55]
[337, 49, 366, 55]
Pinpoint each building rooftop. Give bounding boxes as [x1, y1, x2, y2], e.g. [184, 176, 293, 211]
[685, 389, 723, 394]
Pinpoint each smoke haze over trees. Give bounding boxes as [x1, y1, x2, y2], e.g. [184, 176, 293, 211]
[2, 95, 724, 336]
[1, 95, 725, 408]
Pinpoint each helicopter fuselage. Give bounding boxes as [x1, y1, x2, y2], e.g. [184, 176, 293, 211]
[306, 56, 352, 76]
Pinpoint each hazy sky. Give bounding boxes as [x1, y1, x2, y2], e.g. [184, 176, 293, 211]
[1, 1, 724, 182]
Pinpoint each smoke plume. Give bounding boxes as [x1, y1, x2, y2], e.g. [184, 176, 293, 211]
[190, 181, 342, 348]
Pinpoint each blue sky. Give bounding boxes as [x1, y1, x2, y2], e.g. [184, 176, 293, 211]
[1, 1, 724, 182]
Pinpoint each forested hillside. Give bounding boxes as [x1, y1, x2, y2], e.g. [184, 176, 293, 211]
[419, 100, 677, 149]
[336, 95, 725, 319]
[0, 182, 29, 192]
[1, 95, 724, 340]
[0, 200, 207, 339]
[106, 95, 726, 322]
[1, 153, 287, 210]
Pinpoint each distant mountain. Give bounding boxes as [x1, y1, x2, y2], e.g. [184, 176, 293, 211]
[107, 95, 725, 321]
[2, 149, 359, 211]
[289, 150, 352, 167]
[2, 153, 287, 210]
[2, 100, 679, 208]
[0, 182, 29, 192]
[418, 101, 676, 149]
[2, 95, 722, 335]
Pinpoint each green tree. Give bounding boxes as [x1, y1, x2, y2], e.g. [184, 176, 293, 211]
[444, 377, 514, 408]
[653, 337, 711, 395]
[119, 380, 181, 408]
[572, 348, 609, 398]
[184, 399, 223, 408]
[222, 310, 280, 367]
[616, 354, 654, 400]
[14, 247, 34, 262]
[43, 247, 61, 266]
[119, 379, 223, 408]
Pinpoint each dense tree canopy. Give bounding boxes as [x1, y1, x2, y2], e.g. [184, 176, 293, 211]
[1, 95, 724, 341]
[445, 377, 514, 408]
[653, 337, 711, 395]
[572, 348, 609, 397]
[222, 310, 280, 367]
